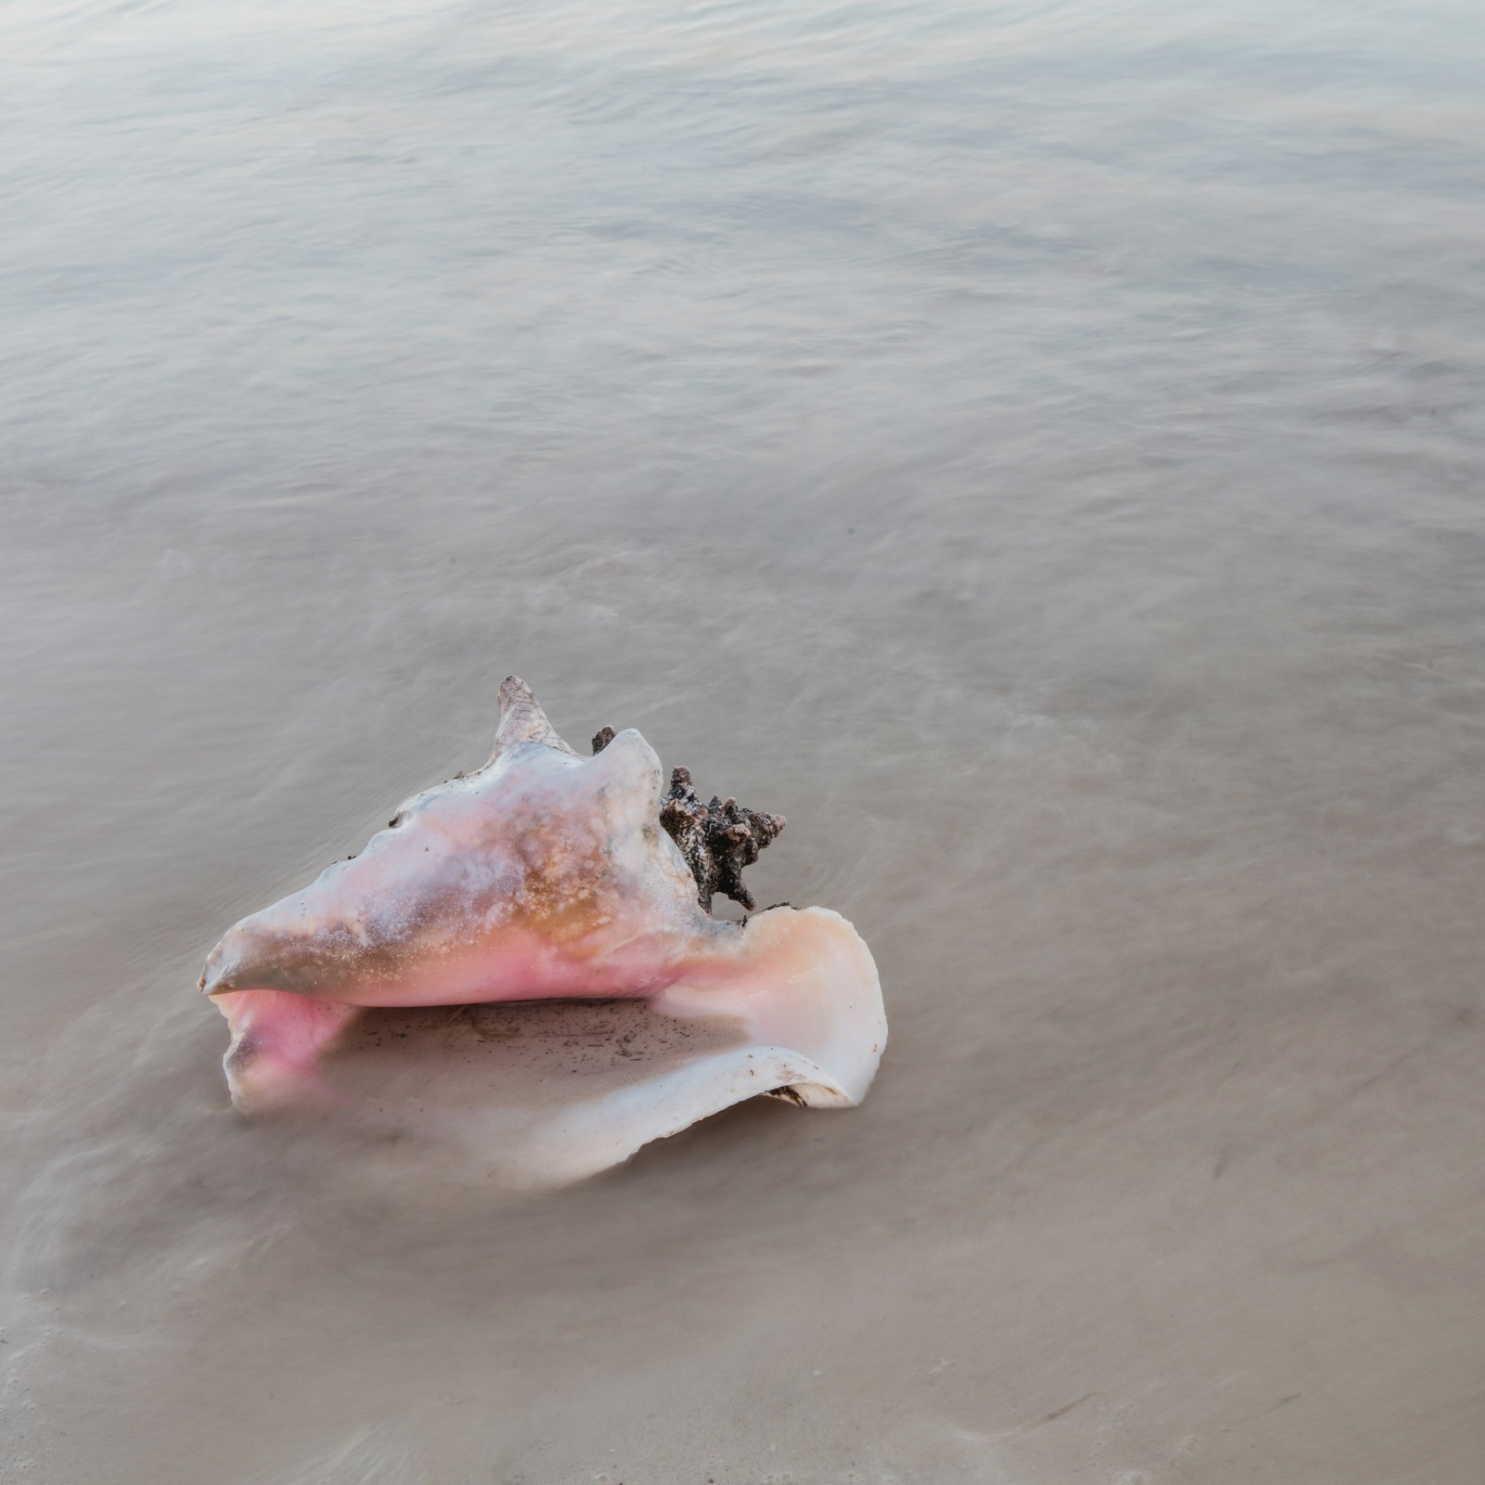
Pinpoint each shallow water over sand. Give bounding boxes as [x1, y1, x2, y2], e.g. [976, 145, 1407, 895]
[3, 1, 1485, 1480]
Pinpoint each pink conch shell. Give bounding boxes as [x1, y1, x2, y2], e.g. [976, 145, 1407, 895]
[200, 678, 886, 1184]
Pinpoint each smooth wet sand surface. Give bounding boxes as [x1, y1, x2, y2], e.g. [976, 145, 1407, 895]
[3, 0, 1485, 1480]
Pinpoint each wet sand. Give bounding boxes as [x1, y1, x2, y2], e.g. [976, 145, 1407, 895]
[323, 1000, 753, 1117]
[3, 0, 1485, 1480]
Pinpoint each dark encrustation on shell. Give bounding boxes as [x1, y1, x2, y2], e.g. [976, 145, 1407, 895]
[660, 768, 786, 914]
[591, 728, 784, 913]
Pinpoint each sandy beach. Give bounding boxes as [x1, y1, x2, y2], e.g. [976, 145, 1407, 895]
[3, 1, 1484, 1480]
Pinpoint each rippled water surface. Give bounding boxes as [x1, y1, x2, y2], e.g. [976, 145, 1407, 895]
[4, 1, 1485, 1480]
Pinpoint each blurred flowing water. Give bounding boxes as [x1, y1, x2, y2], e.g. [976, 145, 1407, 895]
[3, 0, 1485, 1480]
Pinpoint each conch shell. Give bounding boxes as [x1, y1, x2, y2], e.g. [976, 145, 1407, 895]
[200, 678, 886, 1184]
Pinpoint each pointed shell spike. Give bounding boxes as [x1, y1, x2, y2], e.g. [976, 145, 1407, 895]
[490, 675, 577, 760]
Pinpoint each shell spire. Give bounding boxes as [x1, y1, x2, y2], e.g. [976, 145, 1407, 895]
[490, 676, 577, 761]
